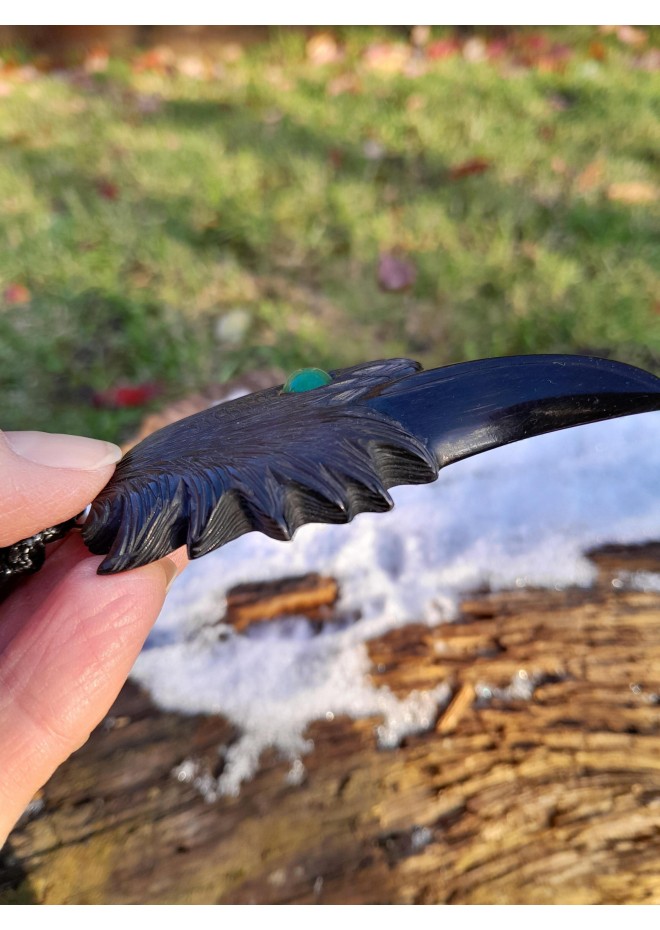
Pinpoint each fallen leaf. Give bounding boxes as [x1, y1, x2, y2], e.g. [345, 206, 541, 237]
[84, 46, 109, 73]
[588, 40, 607, 61]
[132, 46, 175, 74]
[512, 32, 572, 72]
[486, 38, 509, 59]
[426, 38, 460, 60]
[520, 32, 548, 52]
[3, 283, 31, 305]
[95, 179, 119, 201]
[448, 157, 491, 180]
[607, 181, 658, 205]
[616, 25, 647, 46]
[377, 252, 417, 292]
[93, 382, 161, 409]
[0, 57, 20, 76]
[306, 33, 341, 66]
[576, 160, 604, 194]
[363, 42, 411, 74]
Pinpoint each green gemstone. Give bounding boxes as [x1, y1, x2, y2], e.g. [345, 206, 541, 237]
[282, 367, 333, 393]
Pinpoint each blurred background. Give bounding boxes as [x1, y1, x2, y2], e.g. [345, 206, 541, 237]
[2, 27, 660, 905]
[0, 25, 658, 442]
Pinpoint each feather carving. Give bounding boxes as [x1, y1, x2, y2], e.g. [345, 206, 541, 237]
[81, 355, 660, 574]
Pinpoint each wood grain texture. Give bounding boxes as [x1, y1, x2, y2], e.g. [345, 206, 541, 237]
[2, 543, 659, 904]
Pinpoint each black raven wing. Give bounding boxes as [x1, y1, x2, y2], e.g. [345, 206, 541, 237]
[82, 355, 660, 574]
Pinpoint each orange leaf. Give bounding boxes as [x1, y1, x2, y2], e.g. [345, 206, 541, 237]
[3, 283, 31, 305]
[607, 182, 658, 205]
[576, 160, 604, 194]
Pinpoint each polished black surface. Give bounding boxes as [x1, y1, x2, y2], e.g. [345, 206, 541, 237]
[81, 354, 660, 574]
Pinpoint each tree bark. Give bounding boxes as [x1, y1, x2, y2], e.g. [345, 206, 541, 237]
[2, 544, 660, 904]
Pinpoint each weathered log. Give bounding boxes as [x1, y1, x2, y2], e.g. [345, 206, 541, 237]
[2, 542, 660, 904]
[224, 573, 339, 632]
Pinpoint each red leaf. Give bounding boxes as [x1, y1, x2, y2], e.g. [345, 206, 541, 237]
[520, 33, 548, 52]
[132, 47, 174, 74]
[95, 179, 119, 201]
[377, 252, 417, 293]
[486, 38, 509, 59]
[93, 382, 161, 409]
[426, 38, 460, 61]
[448, 158, 491, 181]
[3, 283, 31, 305]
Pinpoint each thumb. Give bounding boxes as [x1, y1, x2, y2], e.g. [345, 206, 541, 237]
[0, 431, 122, 546]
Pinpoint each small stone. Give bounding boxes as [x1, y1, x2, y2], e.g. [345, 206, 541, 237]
[282, 368, 332, 393]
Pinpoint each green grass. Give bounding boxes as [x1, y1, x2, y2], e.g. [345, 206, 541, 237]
[0, 27, 658, 441]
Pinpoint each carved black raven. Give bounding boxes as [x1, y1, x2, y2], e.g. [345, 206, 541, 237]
[2, 354, 660, 581]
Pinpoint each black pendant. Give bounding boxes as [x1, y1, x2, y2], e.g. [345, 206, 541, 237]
[78, 354, 660, 574]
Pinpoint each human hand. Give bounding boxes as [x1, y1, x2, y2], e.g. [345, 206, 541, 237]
[0, 430, 185, 844]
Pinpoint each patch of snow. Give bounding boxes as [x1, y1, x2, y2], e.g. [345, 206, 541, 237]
[132, 411, 660, 795]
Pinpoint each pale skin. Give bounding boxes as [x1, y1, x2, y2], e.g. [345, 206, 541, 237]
[0, 430, 186, 845]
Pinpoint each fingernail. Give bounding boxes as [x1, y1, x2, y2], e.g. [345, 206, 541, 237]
[160, 558, 179, 594]
[4, 431, 122, 470]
